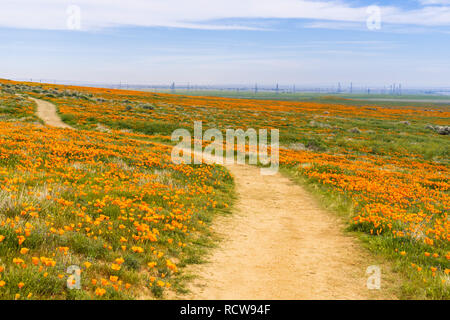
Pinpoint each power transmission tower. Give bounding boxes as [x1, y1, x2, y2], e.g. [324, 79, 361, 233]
[254, 83, 258, 94]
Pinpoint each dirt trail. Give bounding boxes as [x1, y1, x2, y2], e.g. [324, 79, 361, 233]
[33, 98, 396, 300]
[31, 97, 74, 129]
[178, 152, 397, 300]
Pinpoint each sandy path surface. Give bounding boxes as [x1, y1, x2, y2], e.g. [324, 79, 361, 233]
[178, 152, 396, 300]
[32, 98, 395, 300]
[31, 97, 74, 129]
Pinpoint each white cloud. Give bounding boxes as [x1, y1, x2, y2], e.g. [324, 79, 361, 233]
[0, 0, 449, 31]
[418, 0, 450, 5]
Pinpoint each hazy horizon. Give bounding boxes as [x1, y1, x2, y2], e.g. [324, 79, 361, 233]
[1, 0, 450, 87]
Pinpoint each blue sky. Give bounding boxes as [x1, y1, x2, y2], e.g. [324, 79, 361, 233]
[1, 0, 450, 87]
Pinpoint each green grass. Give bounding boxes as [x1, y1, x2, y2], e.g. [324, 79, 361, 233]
[280, 166, 449, 299]
[138, 89, 450, 108]
[2, 80, 449, 300]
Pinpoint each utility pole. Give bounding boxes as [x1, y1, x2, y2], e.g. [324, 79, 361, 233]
[350, 82, 353, 94]
[276, 83, 279, 94]
[254, 83, 258, 94]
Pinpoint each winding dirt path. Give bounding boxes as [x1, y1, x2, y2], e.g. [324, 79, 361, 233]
[178, 152, 398, 300]
[32, 97, 397, 300]
[31, 97, 74, 129]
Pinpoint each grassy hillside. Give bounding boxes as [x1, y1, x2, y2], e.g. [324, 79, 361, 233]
[0, 83, 234, 299]
[0, 79, 448, 299]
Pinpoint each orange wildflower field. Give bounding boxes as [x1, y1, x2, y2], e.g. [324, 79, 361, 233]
[0, 79, 448, 299]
